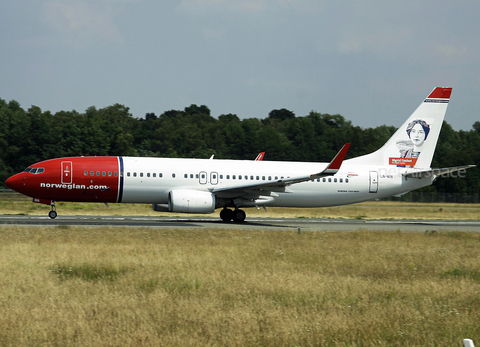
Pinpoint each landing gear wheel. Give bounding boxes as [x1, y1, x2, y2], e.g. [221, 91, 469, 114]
[49, 202, 57, 219]
[220, 208, 233, 222]
[232, 209, 246, 223]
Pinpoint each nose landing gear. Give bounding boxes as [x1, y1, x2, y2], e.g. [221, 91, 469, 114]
[32, 198, 58, 219]
[48, 203, 57, 219]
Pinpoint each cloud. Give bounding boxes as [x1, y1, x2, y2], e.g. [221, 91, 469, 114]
[436, 45, 468, 60]
[202, 27, 226, 41]
[42, 0, 125, 47]
[337, 27, 413, 55]
[178, 0, 267, 14]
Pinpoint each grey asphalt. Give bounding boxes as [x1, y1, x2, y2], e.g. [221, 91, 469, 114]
[0, 215, 479, 232]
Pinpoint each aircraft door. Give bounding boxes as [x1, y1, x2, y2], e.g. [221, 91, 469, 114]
[199, 171, 207, 185]
[369, 171, 378, 193]
[61, 161, 73, 184]
[210, 172, 218, 185]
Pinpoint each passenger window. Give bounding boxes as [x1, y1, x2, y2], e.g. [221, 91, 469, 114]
[90, 171, 94, 176]
[133, 172, 137, 177]
[115, 172, 118, 177]
[275, 176, 278, 180]
[346, 178, 349, 183]
[226, 175, 230, 179]
[238, 175, 242, 180]
[172, 173, 176, 178]
[334, 178, 337, 183]
[140, 173, 143, 177]
[256, 176, 259, 180]
[184, 174, 188, 178]
[160, 173, 163, 178]
[102, 171, 106, 176]
[127, 172, 131, 177]
[96, 171, 100, 176]
[153, 173, 156, 178]
[322, 178, 326, 182]
[268, 176, 272, 180]
[233, 175, 236, 179]
[317, 178, 320, 182]
[340, 178, 343, 183]
[262, 176, 265, 180]
[147, 173, 150, 177]
[328, 178, 331, 182]
[108, 172, 112, 177]
[250, 176, 254, 180]
[84, 171, 88, 176]
[220, 175, 223, 179]
[190, 174, 194, 178]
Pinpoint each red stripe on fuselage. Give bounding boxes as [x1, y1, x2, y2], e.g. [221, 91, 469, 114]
[7, 157, 120, 203]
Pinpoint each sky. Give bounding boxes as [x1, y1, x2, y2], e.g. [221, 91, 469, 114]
[1, 0, 479, 131]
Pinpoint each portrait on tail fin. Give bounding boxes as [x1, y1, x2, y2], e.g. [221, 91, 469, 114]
[396, 119, 430, 167]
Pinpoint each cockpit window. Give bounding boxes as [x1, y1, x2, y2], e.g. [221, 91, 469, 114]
[23, 167, 45, 174]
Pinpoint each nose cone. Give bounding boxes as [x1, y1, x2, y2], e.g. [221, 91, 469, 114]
[5, 173, 24, 192]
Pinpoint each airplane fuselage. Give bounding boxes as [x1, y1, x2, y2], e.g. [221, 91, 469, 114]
[7, 156, 432, 209]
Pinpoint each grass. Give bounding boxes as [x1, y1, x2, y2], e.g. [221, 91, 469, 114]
[1, 191, 480, 220]
[0, 225, 479, 346]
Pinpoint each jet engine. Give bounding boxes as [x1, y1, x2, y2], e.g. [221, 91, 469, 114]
[167, 189, 216, 214]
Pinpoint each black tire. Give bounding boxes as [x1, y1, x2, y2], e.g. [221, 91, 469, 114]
[48, 210, 57, 219]
[220, 208, 233, 222]
[232, 209, 246, 223]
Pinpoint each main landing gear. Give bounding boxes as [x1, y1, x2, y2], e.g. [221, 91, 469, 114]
[220, 208, 246, 223]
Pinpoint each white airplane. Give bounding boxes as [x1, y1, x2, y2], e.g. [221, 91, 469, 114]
[5, 87, 474, 222]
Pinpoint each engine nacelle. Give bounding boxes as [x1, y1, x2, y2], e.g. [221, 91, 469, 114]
[168, 189, 216, 214]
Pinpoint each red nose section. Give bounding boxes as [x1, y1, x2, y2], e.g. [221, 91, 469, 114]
[7, 157, 121, 202]
[5, 173, 25, 193]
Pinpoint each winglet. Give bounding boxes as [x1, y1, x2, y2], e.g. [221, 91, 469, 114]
[311, 143, 350, 178]
[255, 152, 265, 161]
[326, 143, 350, 171]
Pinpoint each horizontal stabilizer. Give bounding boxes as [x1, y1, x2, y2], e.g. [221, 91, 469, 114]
[403, 165, 476, 178]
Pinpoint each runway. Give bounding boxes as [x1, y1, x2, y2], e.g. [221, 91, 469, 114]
[0, 215, 479, 232]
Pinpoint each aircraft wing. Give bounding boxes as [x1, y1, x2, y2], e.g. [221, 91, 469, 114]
[210, 143, 350, 198]
[403, 165, 476, 178]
